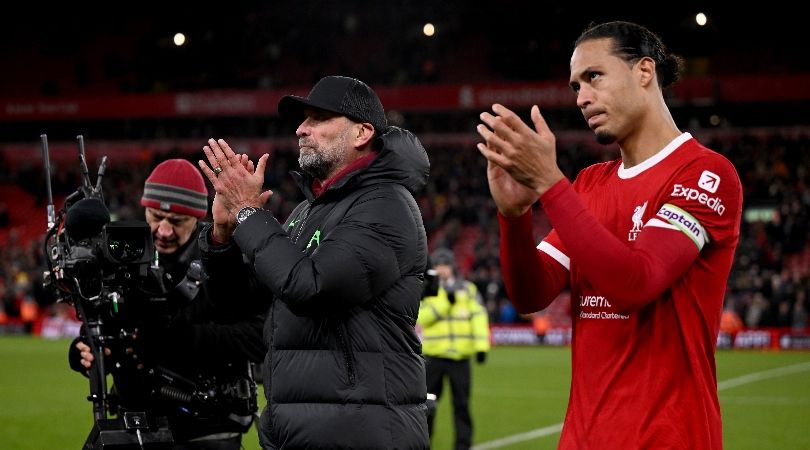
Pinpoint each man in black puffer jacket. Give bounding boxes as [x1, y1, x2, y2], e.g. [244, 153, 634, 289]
[198, 76, 430, 449]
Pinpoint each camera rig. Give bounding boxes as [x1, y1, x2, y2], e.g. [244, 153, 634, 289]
[40, 135, 256, 449]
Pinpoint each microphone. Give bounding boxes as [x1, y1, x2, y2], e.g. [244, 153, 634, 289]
[65, 198, 111, 241]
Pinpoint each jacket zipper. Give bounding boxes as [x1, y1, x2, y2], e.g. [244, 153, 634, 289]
[335, 322, 356, 386]
[291, 204, 311, 244]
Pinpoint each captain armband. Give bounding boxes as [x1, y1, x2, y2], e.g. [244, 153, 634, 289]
[647, 204, 709, 251]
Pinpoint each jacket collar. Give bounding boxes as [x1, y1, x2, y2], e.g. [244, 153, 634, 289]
[311, 152, 378, 198]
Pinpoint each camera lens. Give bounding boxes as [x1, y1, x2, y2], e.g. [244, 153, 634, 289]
[107, 236, 145, 262]
[101, 221, 151, 265]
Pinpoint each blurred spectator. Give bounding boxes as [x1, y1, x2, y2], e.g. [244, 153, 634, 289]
[720, 308, 744, 335]
[532, 312, 551, 340]
[745, 293, 770, 328]
[775, 301, 792, 328]
[793, 291, 808, 330]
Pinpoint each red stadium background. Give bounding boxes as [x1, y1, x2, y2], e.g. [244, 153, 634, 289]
[0, 2, 807, 349]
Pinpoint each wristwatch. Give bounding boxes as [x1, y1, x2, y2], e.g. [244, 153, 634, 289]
[236, 206, 260, 225]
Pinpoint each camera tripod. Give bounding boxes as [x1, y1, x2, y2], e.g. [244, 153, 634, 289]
[83, 413, 173, 450]
[80, 316, 174, 450]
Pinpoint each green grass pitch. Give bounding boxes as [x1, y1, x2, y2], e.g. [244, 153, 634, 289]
[0, 337, 808, 449]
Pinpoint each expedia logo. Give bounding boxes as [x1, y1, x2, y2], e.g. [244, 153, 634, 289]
[698, 170, 721, 193]
[671, 184, 725, 216]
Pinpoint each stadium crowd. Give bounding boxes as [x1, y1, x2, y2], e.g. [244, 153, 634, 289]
[1, 131, 808, 332]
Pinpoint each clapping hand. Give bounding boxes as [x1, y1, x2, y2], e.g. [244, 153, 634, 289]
[476, 104, 565, 217]
[199, 138, 273, 242]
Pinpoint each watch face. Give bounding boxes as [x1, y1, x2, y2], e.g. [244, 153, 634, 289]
[238, 207, 256, 224]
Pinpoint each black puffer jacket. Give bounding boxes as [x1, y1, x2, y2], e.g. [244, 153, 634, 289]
[201, 127, 430, 449]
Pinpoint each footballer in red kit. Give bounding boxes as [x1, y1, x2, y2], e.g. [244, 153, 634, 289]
[501, 133, 741, 448]
[477, 21, 742, 449]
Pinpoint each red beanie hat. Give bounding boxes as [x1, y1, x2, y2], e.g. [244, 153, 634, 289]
[140, 159, 208, 218]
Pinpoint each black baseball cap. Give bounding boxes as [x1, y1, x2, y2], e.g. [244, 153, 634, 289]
[278, 75, 388, 133]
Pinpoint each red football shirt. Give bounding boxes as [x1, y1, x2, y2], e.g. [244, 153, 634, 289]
[499, 133, 742, 449]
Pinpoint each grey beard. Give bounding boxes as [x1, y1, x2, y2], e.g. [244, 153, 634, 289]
[298, 130, 349, 181]
[299, 151, 334, 181]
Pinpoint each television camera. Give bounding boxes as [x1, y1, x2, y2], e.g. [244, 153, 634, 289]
[40, 135, 256, 449]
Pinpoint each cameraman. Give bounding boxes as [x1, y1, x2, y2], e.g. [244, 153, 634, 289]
[418, 248, 490, 450]
[70, 159, 267, 449]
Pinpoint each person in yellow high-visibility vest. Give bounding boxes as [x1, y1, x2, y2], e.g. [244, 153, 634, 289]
[418, 248, 490, 450]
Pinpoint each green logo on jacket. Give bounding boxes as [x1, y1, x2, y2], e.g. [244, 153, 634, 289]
[306, 229, 321, 250]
